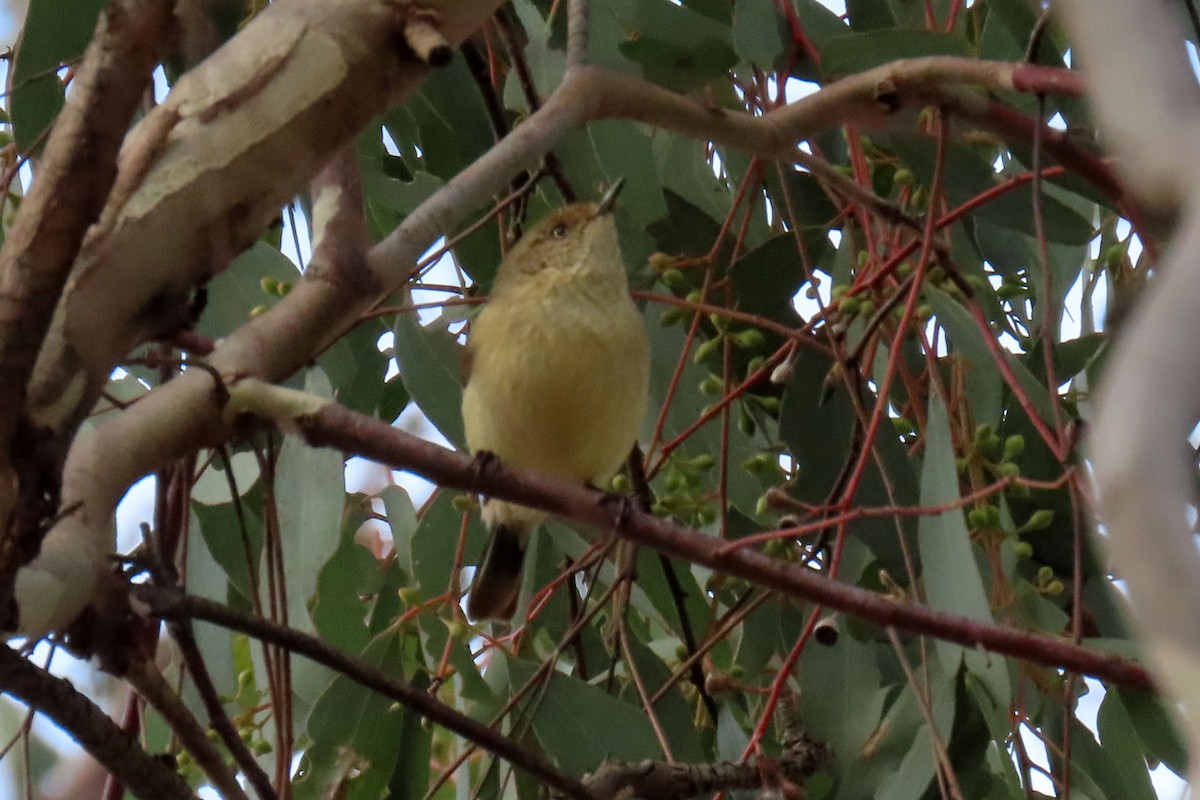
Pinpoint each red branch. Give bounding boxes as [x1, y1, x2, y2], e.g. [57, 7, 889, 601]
[1010, 63, 1086, 98]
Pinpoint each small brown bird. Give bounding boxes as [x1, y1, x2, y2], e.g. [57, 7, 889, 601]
[461, 181, 650, 620]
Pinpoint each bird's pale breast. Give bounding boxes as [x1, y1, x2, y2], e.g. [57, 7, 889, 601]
[462, 284, 649, 487]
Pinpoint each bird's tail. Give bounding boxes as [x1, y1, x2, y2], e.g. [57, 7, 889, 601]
[466, 523, 528, 620]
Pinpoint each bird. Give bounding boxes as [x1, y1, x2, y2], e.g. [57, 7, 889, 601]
[460, 180, 651, 620]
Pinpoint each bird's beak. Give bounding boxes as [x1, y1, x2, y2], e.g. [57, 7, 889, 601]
[596, 178, 625, 215]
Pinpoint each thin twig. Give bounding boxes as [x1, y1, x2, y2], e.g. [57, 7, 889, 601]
[885, 628, 965, 800]
[124, 657, 251, 800]
[565, 0, 590, 74]
[135, 585, 601, 800]
[493, 9, 576, 201]
[626, 445, 719, 723]
[169, 618, 277, 800]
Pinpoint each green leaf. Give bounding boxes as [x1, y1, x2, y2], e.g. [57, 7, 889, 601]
[10, 0, 106, 151]
[621, 635, 707, 762]
[1052, 334, 1107, 382]
[318, 320, 391, 416]
[1117, 688, 1190, 778]
[978, 2, 1028, 62]
[730, 234, 807, 326]
[918, 387, 1009, 705]
[410, 490, 482, 600]
[361, 169, 445, 242]
[877, 662, 957, 800]
[654, 136, 733, 234]
[273, 370, 348, 710]
[386, 687, 434, 800]
[926, 287, 1055, 426]
[311, 506, 379, 654]
[764, 167, 840, 231]
[778, 350, 919, 575]
[555, 121, 668, 223]
[382, 485, 419, 575]
[193, 492, 264, 605]
[1058, 717, 1116, 800]
[506, 657, 664, 776]
[847, 0, 897, 30]
[731, 2, 790, 68]
[823, 30, 970, 76]
[1093, 690, 1158, 800]
[394, 55, 494, 181]
[925, 288, 1003, 426]
[275, 369, 346, 632]
[801, 632, 883, 760]
[296, 633, 410, 800]
[377, 373, 411, 423]
[183, 508, 238, 705]
[646, 189, 722, 258]
[788, 0, 853, 74]
[197, 242, 300, 339]
[735, 599, 809, 680]
[606, 0, 738, 92]
[630, 549, 714, 663]
[392, 312, 465, 447]
[194, 451, 260, 506]
[507, 0, 567, 101]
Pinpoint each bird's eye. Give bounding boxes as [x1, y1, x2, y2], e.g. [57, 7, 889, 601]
[550, 224, 569, 239]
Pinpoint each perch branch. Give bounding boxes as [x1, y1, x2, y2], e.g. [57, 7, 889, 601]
[217, 380, 1155, 692]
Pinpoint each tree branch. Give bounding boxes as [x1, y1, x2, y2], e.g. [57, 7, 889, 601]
[168, 617, 277, 800]
[566, 0, 590, 74]
[123, 658, 250, 800]
[580, 735, 829, 800]
[0, 644, 194, 800]
[1058, 0, 1200, 780]
[23, 0, 505, 445]
[131, 585, 600, 800]
[18, 54, 1105, 638]
[0, 0, 174, 623]
[218, 381, 1155, 692]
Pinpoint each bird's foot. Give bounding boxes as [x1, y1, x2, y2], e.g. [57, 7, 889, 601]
[470, 450, 501, 491]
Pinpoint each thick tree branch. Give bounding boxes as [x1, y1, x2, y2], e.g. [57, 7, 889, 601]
[0, 644, 194, 800]
[1055, 0, 1200, 212]
[132, 585, 600, 800]
[579, 59, 1083, 158]
[566, 0, 590, 74]
[0, 0, 172, 427]
[0, 0, 174, 616]
[7, 1, 506, 627]
[1058, 0, 1200, 779]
